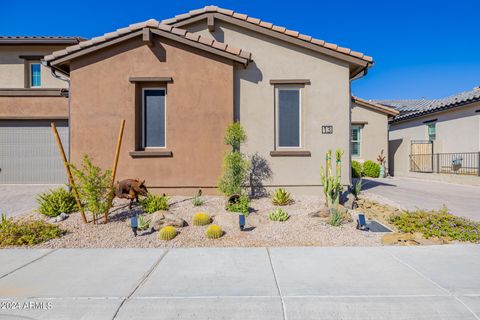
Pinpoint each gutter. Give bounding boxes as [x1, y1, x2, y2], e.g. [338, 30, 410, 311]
[43, 60, 71, 162]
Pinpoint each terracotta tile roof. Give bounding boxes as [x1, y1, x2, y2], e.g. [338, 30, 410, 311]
[352, 96, 399, 116]
[0, 36, 84, 44]
[162, 6, 373, 64]
[43, 19, 252, 64]
[374, 87, 480, 122]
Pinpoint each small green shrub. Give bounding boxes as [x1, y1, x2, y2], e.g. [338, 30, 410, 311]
[363, 160, 380, 178]
[272, 188, 292, 206]
[192, 195, 203, 207]
[328, 208, 344, 227]
[36, 188, 77, 217]
[70, 154, 112, 218]
[351, 160, 362, 178]
[226, 195, 250, 216]
[205, 224, 223, 239]
[192, 212, 211, 226]
[159, 226, 177, 240]
[138, 215, 150, 231]
[224, 122, 247, 151]
[269, 208, 290, 222]
[0, 214, 62, 247]
[351, 179, 362, 200]
[140, 194, 170, 213]
[389, 208, 480, 242]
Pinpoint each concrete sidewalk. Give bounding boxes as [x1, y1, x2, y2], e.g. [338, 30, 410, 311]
[0, 246, 479, 319]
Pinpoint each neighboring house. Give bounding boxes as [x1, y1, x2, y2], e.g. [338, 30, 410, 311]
[350, 96, 398, 168]
[376, 87, 480, 181]
[0, 36, 83, 183]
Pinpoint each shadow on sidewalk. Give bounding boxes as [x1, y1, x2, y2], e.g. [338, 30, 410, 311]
[356, 178, 396, 191]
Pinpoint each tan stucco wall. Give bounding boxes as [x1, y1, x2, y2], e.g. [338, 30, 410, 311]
[389, 102, 480, 176]
[69, 37, 234, 194]
[0, 96, 67, 118]
[351, 103, 389, 164]
[0, 45, 68, 88]
[184, 20, 352, 189]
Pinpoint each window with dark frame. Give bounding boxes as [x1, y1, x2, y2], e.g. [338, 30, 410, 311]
[276, 86, 301, 148]
[142, 88, 166, 148]
[30, 62, 41, 87]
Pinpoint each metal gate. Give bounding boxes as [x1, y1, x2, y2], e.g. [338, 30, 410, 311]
[410, 140, 433, 173]
[0, 120, 68, 184]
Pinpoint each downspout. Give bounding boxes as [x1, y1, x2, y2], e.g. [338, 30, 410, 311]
[44, 62, 71, 162]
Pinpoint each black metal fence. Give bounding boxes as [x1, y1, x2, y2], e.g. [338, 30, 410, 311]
[410, 152, 480, 175]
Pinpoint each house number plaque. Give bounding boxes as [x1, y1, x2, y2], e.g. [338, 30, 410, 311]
[322, 126, 333, 134]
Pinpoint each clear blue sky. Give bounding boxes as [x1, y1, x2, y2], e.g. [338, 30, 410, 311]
[2, 0, 478, 100]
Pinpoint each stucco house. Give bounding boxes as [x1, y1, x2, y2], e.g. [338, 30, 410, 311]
[0, 36, 83, 183]
[377, 87, 480, 182]
[1, 6, 394, 194]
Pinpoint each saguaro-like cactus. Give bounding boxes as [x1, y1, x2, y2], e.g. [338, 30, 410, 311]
[320, 149, 343, 208]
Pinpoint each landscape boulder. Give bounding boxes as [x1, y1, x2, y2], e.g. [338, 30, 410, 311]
[151, 211, 186, 231]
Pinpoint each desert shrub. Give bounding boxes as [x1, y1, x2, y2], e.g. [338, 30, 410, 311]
[206, 224, 223, 239]
[140, 194, 170, 213]
[226, 195, 250, 216]
[328, 208, 344, 227]
[0, 214, 62, 247]
[192, 212, 211, 226]
[389, 208, 480, 242]
[70, 155, 112, 218]
[351, 179, 362, 200]
[192, 195, 203, 207]
[159, 226, 177, 240]
[351, 160, 363, 178]
[269, 208, 290, 222]
[218, 123, 250, 196]
[36, 188, 77, 217]
[272, 188, 292, 206]
[363, 160, 380, 178]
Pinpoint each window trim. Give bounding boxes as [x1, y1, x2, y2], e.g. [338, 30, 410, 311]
[275, 85, 302, 149]
[141, 87, 167, 149]
[29, 62, 41, 88]
[351, 125, 362, 158]
[426, 122, 436, 141]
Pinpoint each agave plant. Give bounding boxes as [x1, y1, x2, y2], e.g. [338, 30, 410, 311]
[351, 179, 362, 200]
[268, 208, 290, 222]
[272, 188, 292, 206]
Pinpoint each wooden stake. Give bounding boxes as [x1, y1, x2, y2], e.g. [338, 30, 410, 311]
[104, 119, 125, 224]
[51, 122, 87, 224]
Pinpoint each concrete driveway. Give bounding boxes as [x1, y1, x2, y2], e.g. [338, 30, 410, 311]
[0, 246, 479, 319]
[362, 177, 480, 221]
[0, 185, 63, 217]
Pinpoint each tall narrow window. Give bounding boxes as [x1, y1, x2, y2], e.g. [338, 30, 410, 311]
[427, 123, 436, 141]
[351, 125, 361, 157]
[143, 88, 166, 148]
[276, 86, 301, 148]
[30, 63, 41, 87]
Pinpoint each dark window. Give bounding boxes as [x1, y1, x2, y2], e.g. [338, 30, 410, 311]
[143, 89, 166, 148]
[277, 87, 301, 147]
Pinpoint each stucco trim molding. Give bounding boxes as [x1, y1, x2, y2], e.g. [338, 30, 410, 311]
[270, 79, 311, 85]
[129, 77, 173, 83]
[129, 150, 173, 158]
[270, 150, 311, 157]
[352, 121, 368, 125]
[0, 116, 68, 120]
[0, 88, 68, 97]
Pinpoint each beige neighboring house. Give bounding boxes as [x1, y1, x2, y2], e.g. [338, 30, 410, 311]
[350, 96, 398, 168]
[377, 87, 480, 184]
[0, 36, 83, 183]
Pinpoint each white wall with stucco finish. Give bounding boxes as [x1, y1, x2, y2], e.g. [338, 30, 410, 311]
[184, 20, 353, 192]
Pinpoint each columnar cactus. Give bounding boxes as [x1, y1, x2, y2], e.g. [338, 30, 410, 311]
[320, 149, 343, 208]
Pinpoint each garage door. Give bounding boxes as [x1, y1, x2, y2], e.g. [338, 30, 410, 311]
[0, 120, 68, 184]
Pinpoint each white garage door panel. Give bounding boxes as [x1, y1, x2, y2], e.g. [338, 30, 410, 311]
[0, 120, 68, 184]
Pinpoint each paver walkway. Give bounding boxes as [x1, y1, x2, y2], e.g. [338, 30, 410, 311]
[0, 246, 479, 319]
[362, 177, 480, 221]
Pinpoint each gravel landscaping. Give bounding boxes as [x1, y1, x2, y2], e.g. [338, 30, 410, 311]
[12, 195, 384, 248]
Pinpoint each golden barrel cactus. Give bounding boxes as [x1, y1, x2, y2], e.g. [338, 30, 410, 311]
[205, 224, 223, 239]
[192, 212, 211, 226]
[159, 226, 177, 241]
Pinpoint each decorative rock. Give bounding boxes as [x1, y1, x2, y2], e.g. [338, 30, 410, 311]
[308, 207, 330, 218]
[151, 211, 186, 231]
[213, 213, 238, 228]
[381, 233, 418, 246]
[48, 212, 69, 223]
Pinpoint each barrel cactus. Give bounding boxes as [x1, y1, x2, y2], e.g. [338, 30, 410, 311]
[159, 226, 177, 240]
[192, 212, 211, 226]
[205, 224, 223, 239]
